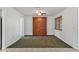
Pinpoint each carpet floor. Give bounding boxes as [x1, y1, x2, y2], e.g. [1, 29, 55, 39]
[8, 35, 72, 48]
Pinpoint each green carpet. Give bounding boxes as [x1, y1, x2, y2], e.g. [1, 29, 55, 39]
[8, 35, 72, 48]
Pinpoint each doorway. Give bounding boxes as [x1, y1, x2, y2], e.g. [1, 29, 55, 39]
[0, 16, 2, 49]
[33, 17, 47, 36]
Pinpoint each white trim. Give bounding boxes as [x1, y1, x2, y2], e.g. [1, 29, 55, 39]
[2, 8, 5, 49]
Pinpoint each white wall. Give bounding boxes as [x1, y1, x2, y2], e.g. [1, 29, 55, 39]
[0, 9, 1, 16]
[0, 9, 2, 48]
[78, 8, 79, 50]
[54, 7, 78, 50]
[24, 16, 55, 35]
[24, 16, 33, 35]
[47, 16, 55, 35]
[2, 8, 24, 49]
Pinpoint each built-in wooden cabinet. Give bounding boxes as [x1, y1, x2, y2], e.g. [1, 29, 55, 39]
[33, 17, 47, 36]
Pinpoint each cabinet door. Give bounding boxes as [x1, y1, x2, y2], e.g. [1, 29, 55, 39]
[33, 17, 47, 36]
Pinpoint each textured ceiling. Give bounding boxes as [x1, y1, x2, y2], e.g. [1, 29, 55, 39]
[15, 7, 67, 16]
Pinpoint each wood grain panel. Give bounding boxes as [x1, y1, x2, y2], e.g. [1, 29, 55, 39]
[33, 17, 47, 36]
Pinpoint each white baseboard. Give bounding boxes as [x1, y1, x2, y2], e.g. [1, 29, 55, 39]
[54, 34, 79, 51]
[2, 36, 23, 49]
